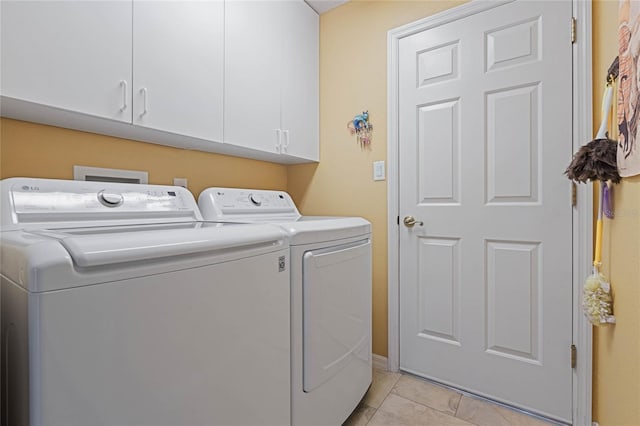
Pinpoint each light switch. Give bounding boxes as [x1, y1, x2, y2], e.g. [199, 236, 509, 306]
[373, 161, 385, 181]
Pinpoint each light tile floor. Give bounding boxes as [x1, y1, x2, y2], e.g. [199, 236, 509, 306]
[343, 369, 559, 426]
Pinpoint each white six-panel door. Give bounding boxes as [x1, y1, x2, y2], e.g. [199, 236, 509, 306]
[398, 1, 573, 422]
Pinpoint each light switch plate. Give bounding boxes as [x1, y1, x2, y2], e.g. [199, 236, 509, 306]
[373, 161, 385, 181]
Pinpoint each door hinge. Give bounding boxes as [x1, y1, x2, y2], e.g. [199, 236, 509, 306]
[571, 344, 577, 368]
[571, 182, 577, 207]
[571, 17, 576, 44]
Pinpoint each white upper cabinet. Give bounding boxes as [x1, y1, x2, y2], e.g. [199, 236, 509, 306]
[1, 0, 318, 164]
[225, 0, 319, 161]
[280, 1, 319, 161]
[1, 1, 133, 122]
[224, 0, 284, 154]
[133, 1, 224, 141]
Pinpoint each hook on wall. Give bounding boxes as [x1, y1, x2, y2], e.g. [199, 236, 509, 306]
[607, 56, 619, 84]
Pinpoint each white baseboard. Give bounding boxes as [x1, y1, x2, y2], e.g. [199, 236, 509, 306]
[372, 354, 388, 371]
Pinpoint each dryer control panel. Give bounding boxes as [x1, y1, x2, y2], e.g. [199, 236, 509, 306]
[199, 188, 301, 220]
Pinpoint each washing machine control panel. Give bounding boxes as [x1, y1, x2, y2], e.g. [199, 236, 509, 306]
[2, 178, 201, 227]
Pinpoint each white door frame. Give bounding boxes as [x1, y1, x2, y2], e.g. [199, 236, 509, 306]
[386, 1, 593, 424]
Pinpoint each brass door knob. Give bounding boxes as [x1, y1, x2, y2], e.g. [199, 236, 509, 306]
[403, 216, 424, 228]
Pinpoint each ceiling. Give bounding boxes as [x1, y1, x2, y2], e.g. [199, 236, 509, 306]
[305, 0, 349, 14]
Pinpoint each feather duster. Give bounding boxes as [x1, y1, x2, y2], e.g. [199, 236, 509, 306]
[565, 138, 621, 183]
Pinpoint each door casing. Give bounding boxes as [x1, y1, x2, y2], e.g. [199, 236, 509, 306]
[386, 1, 593, 425]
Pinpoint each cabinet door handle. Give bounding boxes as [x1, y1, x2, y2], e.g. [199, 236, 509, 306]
[275, 129, 282, 153]
[139, 87, 148, 117]
[283, 130, 290, 153]
[119, 80, 128, 112]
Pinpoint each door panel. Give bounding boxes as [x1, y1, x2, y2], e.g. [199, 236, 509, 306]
[417, 100, 461, 204]
[0, 1, 132, 122]
[416, 237, 461, 344]
[302, 240, 372, 392]
[281, 0, 319, 161]
[486, 84, 540, 203]
[224, 0, 284, 154]
[398, 1, 573, 422]
[30, 251, 290, 426]
[133, 1, 224, 141]
[485, 240, 541, 362]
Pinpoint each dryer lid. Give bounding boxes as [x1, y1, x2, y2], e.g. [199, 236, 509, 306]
[276, 217, 371, 245]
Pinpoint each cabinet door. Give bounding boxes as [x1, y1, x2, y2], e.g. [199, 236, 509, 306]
[281, 1, 319, 161]
[224, 0, 284, 154]
[133, 1, 223, 141]
[0, 1, 132, 122]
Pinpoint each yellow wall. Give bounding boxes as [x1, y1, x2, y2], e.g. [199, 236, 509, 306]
[0, 118, 288, 196]
[593, 1, 640, 425]
[288, 0, 465, 357]
[595, 177, 640, 426]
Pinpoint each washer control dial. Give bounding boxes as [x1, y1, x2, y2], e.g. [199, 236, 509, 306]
[249, 193, 262, 206]
[98, 190, 124, 207]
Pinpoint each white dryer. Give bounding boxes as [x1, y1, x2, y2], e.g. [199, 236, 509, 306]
[1, 178, 291, 426]
[199, 187, 372, 426]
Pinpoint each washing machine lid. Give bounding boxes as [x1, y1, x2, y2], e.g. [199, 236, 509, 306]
[2, 221, 287, 292]
[29, 221, 275, 267]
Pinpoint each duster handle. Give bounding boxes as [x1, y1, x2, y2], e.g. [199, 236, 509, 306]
[594, 182, 604, 267]
[595, 85, 614, 139]
[594, 218, 603, 267]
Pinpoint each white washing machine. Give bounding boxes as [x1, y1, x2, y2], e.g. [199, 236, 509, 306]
[199, 187, 372, 426]
[0, 178, 291, 426]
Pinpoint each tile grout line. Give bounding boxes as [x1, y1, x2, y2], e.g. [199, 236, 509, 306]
[454, 393, 462, 418]
[389, 388, 461, 418]
[365, 373, 401, 424]
[399, 372, 556, 425]
[366, 390, 479, 426]
[360, 370, 553, 426]
[363, 406, 376, 426]
[392, 373, 469, 421]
